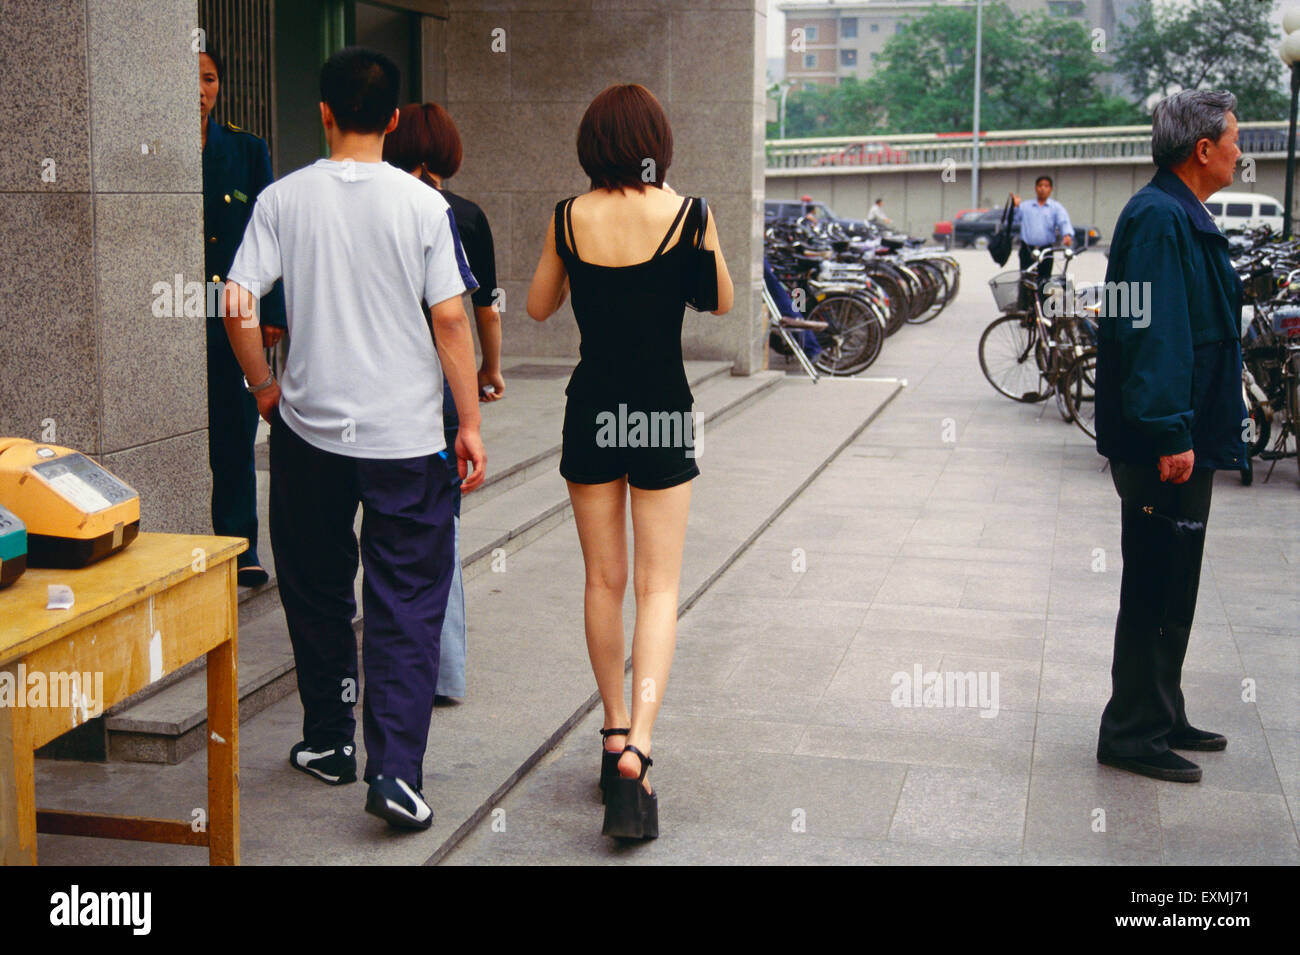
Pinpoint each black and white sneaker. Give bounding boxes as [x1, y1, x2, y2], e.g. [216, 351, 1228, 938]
[289, 741, 357, 785]
[365, 775, 434, 830]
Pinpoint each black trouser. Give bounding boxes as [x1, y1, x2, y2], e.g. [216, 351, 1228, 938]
[1017, 243, 1053, 311]
[1098, 460, 1214, 758]
[205, 319, 261, 568]
[268, 407, 457, 787]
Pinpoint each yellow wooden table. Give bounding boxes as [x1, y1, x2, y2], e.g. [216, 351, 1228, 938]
[0, 532, 245, 865]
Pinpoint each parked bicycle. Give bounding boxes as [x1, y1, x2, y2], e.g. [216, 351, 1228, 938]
[978, 245, 1099, 438]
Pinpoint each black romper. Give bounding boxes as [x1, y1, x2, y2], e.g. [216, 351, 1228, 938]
[555, 194, 703, 490]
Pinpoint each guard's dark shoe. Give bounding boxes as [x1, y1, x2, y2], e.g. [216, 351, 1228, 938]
[1168, 727, 1227, 752]
[289, 740, 357, 785]
[1098, 748, 1202, 782]
[237, 565, 270, 588]
[365, 775, 434, 830]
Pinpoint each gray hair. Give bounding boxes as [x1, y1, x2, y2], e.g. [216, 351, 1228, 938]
[1151, 89, 1237, 169]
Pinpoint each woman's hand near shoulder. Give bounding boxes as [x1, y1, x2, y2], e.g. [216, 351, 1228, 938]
[527, 208, 569, 321]
[700, 198, 734, 315]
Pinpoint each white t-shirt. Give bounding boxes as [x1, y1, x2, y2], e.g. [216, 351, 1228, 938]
[228, 158, 477, 459]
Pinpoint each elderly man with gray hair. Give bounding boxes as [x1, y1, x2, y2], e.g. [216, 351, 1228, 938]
[1093, 89, 1246, 783]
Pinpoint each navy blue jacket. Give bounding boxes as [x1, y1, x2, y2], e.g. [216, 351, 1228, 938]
[1094, 168, 1245, 470]
[203, 117, 285, 327]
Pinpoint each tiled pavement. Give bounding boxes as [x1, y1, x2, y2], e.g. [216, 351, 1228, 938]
[443, 249, 1300, 865]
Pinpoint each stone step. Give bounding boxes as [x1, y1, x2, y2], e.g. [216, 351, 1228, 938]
[100, 366, 785, 763]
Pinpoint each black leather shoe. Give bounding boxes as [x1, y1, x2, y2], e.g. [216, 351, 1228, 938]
[1098, 748, 1202, 782]
[1167, 727, 1227, 752]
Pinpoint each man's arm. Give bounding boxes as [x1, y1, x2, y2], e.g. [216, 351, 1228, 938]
[1112, 234, 1195, 480]
[431, 295, 486, 491]
[222, 280, 280, 421]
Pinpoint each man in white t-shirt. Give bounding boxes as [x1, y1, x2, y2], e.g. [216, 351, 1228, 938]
[222, 46, 486, 832]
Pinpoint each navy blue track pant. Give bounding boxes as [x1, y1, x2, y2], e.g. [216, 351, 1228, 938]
[268, 406, 456, 788]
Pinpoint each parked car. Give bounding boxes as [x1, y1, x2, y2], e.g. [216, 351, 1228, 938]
[814, 142, 909, 166]
[933, 208, 986, 244]
[764, 198, 869, 232]
[1205, 191, 1283, 234]
[952, 208, 1100, 249]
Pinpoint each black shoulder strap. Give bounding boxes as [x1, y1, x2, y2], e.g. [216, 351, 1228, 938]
[653, 197, 693, 257]
[554, 197, 576, 257]
[564, 197, 579, 257]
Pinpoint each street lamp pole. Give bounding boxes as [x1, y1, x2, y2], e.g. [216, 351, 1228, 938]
[972, 0, 983, 209]
[780, 82, 793, 140]
[1282, 8, 1300, 239]
[1287, 64, 1299, 240]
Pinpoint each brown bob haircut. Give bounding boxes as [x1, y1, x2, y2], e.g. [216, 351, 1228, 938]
[577, 84, 672, 192]
[382, 102, 463, 180]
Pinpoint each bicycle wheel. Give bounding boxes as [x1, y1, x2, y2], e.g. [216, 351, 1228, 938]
[1062, 348, 1098, 438]
[906, 260, 949, 324]
[865, 267, 908, 336]
[810, 292, 884, 376]
[979, 314, 1049, 402]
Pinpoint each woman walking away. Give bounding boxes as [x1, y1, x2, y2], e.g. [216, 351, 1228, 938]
[526, 84, 733, 840]
[384, 101, 505, 704]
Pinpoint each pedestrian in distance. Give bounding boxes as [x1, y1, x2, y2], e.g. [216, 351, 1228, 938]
[1093, 89, 1245, 783]
[867, 197, 892, 229]
[222, 46, 487, 830]
[526, 83, 734, 840]
[1012, 174, 1074, 307]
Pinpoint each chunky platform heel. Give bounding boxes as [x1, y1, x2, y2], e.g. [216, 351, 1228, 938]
[598, 727, 630, 803]
[601, 744, 658, 840]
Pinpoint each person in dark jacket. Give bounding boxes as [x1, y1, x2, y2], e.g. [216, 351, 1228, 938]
[1093, 89, 1245, 783]
[200, 45, 286, 588]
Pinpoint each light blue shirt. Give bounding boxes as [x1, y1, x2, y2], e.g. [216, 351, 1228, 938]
[1014, 197, 1073, 247]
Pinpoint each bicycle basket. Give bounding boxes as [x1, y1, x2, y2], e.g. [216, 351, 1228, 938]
[989, 270, 1025, 313]
[1272, 305, 1300, 339]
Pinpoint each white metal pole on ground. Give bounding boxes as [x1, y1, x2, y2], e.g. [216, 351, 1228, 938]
[972, 0, 983, 209]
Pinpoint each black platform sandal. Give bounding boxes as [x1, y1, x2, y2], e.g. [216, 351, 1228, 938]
[601, 744, 658, 840]
[598, 727, 630, 804]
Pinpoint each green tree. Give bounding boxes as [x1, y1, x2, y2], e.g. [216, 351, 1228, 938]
[1017, 12, 1144, 127]
[1113, 0, 1287, 121]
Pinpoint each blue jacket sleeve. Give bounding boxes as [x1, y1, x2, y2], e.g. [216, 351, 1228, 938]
[1113, 234, 1194, 456]
[249, 139, 286, 328]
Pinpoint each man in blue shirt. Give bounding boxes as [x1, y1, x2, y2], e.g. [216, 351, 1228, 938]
[1013, 175, 1074, 294]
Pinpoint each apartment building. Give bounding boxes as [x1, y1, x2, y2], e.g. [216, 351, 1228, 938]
[778, 0, 1137, 92]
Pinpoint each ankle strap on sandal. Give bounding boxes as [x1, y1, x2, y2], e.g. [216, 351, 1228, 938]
[600, 727, 630, 739]
[621, 744, 652, 780]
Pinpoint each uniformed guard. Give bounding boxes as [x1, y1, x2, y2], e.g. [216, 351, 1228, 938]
[200, 45, 285, 587]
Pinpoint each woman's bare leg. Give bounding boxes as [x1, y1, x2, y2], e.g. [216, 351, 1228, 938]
[620, 480, 692, 789]
[567, 478, 631, 752]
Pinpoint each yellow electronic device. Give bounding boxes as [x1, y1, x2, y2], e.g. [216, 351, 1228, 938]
[0, 438, 140, 568]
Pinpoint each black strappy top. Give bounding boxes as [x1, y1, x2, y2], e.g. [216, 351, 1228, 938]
[554, 194, 701, 410]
